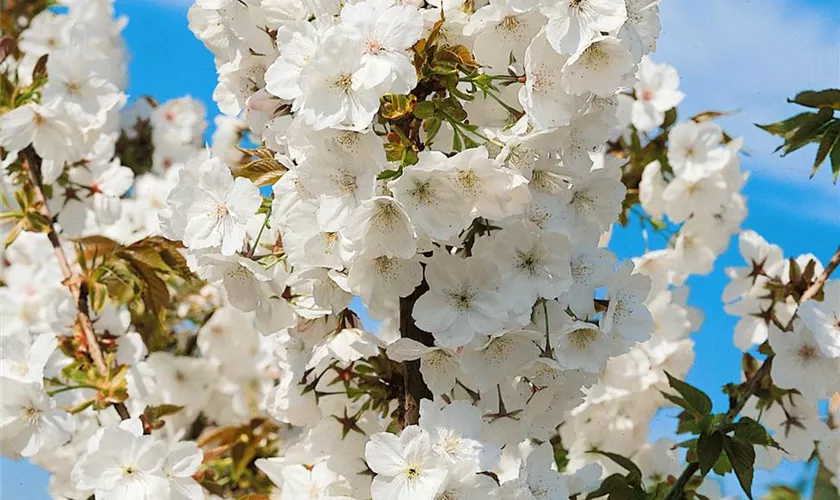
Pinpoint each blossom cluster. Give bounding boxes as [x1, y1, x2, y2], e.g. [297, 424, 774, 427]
[0, 0, 837, 499]
[720, 231, 840, 482]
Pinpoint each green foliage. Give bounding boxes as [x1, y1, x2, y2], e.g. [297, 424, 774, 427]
[586, 473, 646, 500]
[197, 419, 278, 497]
[590, 450, 644, 486]
[761, 485, 802, 500]
[723, 436, 756, 499]
[757, 89, 840, 182]
[814, 461, 840, 500]
[0, 184, 51, 247]
[664, 372, 713, 416]
[662, 372, 782, 500]
[82, 235, 195, 351]
[696, 431, 723, 476]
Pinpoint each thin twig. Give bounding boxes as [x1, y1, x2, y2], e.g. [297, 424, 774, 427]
[784, 244, 840, 331]
[22, 149, 131, 422]
[800, 244, 840, 304]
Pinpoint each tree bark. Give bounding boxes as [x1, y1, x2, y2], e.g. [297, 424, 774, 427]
[399, 280, 433, 426]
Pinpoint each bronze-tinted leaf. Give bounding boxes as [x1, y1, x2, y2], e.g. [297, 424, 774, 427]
[789, 89, 840, 110]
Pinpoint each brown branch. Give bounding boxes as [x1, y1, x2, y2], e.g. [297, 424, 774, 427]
[22, 149, 132, 422]
[783, 244, 840, 331]
[725, 356, 774, 421]
[800, 244, 840, 304]
[399, 279, 433, 427]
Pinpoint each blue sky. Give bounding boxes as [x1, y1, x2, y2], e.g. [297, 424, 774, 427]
[2, 0, 839, 498]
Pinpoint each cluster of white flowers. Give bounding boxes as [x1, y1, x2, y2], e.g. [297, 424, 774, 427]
[180, 0, 747, 498]
[0, 4, 213, 498]
[1, 0, 837, 498]
[637, 122, 747, 282]
[0, 3, 129, 235]
[720, 231, 840, 481]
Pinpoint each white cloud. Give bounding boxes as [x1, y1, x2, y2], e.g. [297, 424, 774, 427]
[654, 0, 840, 218]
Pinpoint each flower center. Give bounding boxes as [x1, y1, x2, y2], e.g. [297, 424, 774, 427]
[65, 81, 82, 95]
[500, 15, 520, 31]
[404, 465, 422, 480]
[375, 256, 397, 277]
[334, 73, 353, 92]
[447, 286, 475, 310]
[516, 251, 539, 274]
[365, 39, 384, 54]
[797, 344, 818, 362]
[22, 406, 40, 425]
[568, 327, 599, 349]
[370, 200, 401, 231]
[334, 172, 358, 194]
[409, 180, 435, 204]
[440, 429, 464, 454]
[454, 169, 481, 196]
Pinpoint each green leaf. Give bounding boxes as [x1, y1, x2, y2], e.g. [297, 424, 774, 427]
[832, 138, 840, 183]
[756, 112, 816, 138]
[814, 460, 840, 500]
[712, 452, 732, 476]
[589, 451, 642, 485]
[0, 212, 23, 224]
[377, 166, 404, 181]
[782, 107, 834, 156]
[413, 100, 436, 119]
[665, 371, 713, 416]
[697, 431, 724, 476]
[723, 436, 755, 500]
[424, 116, 442, 144]
[734, 417, 780, 449]
[439, 97, 467, 122]
[4, 220, 23, 248]
[813, 120, 840, 176]
[585, 473, 632, 500]
[789, 89, 840, 110]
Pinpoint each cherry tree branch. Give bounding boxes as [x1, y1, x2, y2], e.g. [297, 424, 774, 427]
[662, 246, 840, 499]
[801, 244, 840, 304]
[399, 280, 433, 426]
[22, 148, 132, 421]
[784, 244, 840, 331]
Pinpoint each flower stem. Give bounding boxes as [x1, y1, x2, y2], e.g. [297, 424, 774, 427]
[248, 207, 271, 258]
